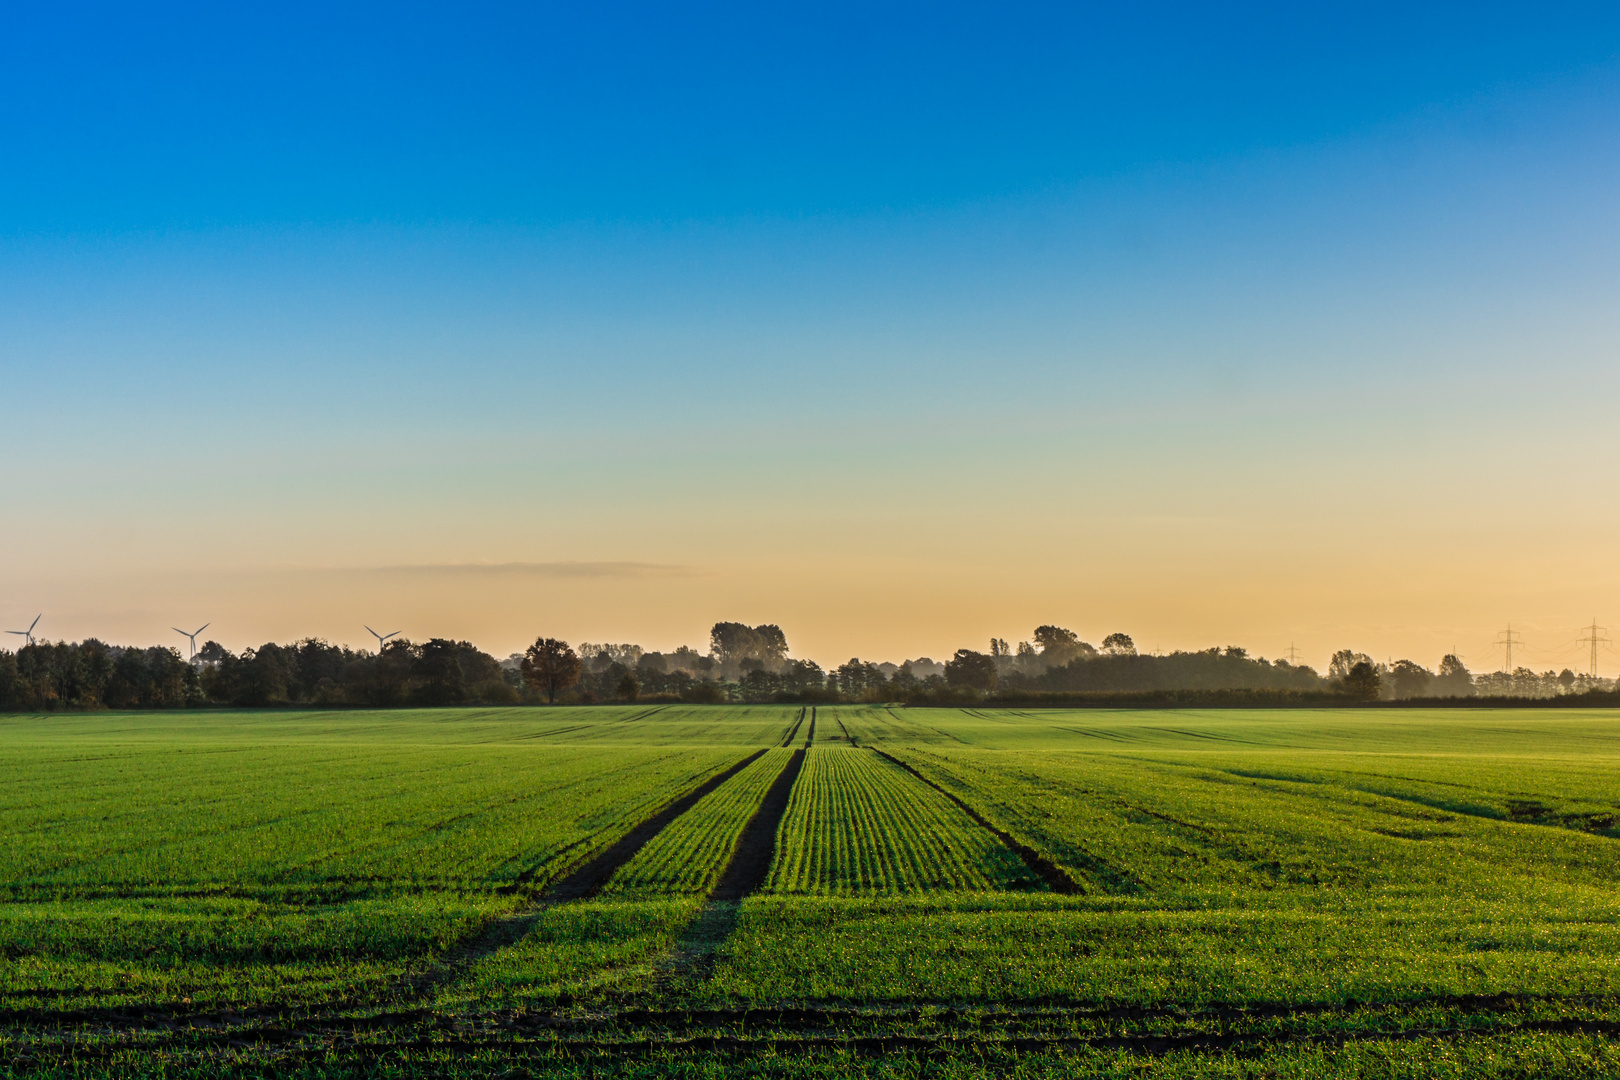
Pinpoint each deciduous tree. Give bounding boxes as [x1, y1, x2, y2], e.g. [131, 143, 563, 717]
[709, 622, 790, 677]
[1388, 659, 1432, 699]
[1337, 661, 1381, 701]
[945, 649, 997, 691]
[1033, 626, 1095, 667]
[616, 671, 640, 702]
[1434, 654, 1474, 697]
[1329, 649, 1374, 680]
[521, 638, 581, 704]
[1102, 633, 1137, 656]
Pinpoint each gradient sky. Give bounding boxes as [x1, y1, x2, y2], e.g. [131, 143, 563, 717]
[4, 2, 1620, 673]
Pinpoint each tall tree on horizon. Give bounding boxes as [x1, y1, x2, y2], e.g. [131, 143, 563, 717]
[945, 649, 997, 691]
[709, 622, 789, 676]
[521, 638, 581, 704]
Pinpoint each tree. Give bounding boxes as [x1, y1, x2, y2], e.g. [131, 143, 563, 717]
[1434, 654, 1474, 697]
[1032, 625, 1097, 668]
[228, 644, 293, 706]
[779, 659, 825, 694]
[1329, 649, 1374, 680]
[344, 638, 416, 706]
[1102, 633, 1137, 657]
[0, 649, 18, 711]
[578, 643, 643, 672]
[670, 645, 707, 672]
[681, 681, 727, 704]
[197, 640, 230, 665]
[708, 622, 790, 677]
[521, 638, 581, 704]
[709, 622, 754, 670]
[754, 625, 789, 667]
[835, 658, 887, 698]
[413, 638, 468, 706]
[945, 649, 997, 691]
[1337, 660, 1381, 701]
[1006, 640, 1043, 676]
[1034, 625, 1079, 654]
[1388, 659, 1432, 699]
[737, 668, 780, 702]
[616, 670, 640, 702]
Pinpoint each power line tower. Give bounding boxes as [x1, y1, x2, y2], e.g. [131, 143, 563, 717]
[1578, 618, 1610, 678]
[1284, 642, 1302, 665]
[1494, 624, 1524, 673]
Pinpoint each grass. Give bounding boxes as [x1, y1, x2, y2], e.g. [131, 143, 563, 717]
[4, 704, 1620, 1076]
[0, 742, 742, 896]
[436, 897, 702, 1008]
[0, 707, 784, 1011]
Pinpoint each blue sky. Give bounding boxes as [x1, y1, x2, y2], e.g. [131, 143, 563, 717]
[6, 2, 1618, 227]
[4, 2, 1620, 668]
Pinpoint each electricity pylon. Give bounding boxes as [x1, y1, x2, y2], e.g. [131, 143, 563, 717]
[1578, 619, 1610, 678]
[1494, 624, 1524, 673]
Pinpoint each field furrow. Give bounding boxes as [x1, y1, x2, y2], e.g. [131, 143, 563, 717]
[603, 749, 793, 896]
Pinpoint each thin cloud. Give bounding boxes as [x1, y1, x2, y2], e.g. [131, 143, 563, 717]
[364, 561, 704, 579]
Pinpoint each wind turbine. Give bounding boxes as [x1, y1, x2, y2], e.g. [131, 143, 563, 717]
[6, 614, 41, 646]
[366, 625, 400, 653]
[173, 623, 210, 661]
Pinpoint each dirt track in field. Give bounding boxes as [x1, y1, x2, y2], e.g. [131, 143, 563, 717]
[657, 747, 807, 983]
[546, 748, 770, 902]
[781, 707, 806, 746]
[710, 748, 804, 902]
[403, 747, 772, 999]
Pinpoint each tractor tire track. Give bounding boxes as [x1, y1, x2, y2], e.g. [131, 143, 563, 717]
[614, 705, 672, 724]
[402, 748, 770, 1000]
[780, 708, 806, 747]
[661, 749, 807, 981]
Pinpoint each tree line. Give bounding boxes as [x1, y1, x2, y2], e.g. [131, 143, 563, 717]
[0, 619, 1607, 711]
[0, 638, 519, 711]
[518, 626, 1581, 705]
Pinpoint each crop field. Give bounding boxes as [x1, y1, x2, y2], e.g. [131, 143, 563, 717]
[3, 705, 1620, 1077]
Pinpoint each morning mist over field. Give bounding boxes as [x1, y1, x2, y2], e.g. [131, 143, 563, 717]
[4, 3, 1620, 672]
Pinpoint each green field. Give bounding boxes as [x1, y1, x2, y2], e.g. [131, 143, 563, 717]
[4, 705, 1620, 1077]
